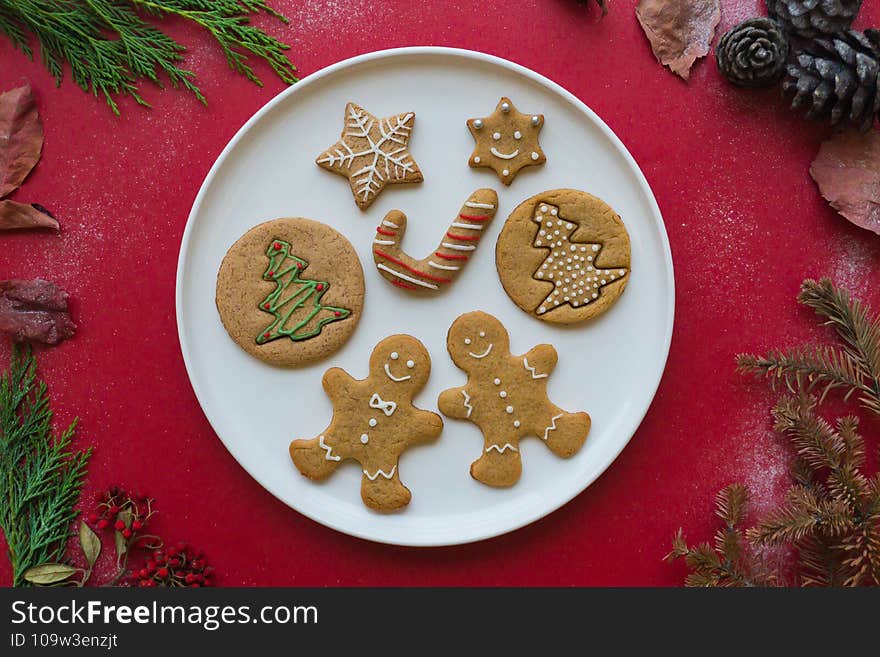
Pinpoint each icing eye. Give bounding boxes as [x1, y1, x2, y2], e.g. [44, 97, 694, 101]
[513, 131, 522, 140]
[390, 352, 399, 360]
[406, 360, 415, 369]
[492, 132, 501, 141]
[479, 331, 485, 337]
[464, 338, 472, 345]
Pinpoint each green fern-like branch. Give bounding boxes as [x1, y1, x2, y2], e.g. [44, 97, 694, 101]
[0, 0, 296, 114]
[0, 345, 90, 586]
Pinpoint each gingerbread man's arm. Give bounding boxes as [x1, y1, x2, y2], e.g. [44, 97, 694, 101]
[322, 367, 357, 398]
[409, 409, 444, 444]
[438, 386, 473, 420]
[521, 344, 557, 379]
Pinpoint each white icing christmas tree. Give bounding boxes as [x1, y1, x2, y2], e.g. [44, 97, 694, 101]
[531, 203, 627, 315]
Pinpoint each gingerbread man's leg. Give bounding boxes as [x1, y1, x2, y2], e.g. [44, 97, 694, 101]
[289, 434, 344, 480]
[536, 407, 590, 458]
[470, 435, 523, 488]
[360, 466, 411, 512]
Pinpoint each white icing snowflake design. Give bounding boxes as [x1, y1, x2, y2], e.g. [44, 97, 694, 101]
[316, 102, 423, 209]
[531, 203, 628, 315]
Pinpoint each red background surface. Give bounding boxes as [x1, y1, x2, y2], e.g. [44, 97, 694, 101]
[2, 0, 879, 586]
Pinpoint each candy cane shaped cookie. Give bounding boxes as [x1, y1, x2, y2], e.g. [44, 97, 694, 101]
[371, 189, 499, 293]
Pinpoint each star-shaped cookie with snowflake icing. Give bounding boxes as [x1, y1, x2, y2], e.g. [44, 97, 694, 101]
[467, 97, 546, 185]
[316, 102, 424, 210]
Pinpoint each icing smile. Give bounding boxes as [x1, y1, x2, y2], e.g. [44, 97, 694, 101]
[468, 343, 493, 359]
[490, 147, 520, 160]
[384, 363, 411, 382]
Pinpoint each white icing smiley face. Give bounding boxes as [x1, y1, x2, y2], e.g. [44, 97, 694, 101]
[463, 330, 493, 360]
[383, 350, 416, 382]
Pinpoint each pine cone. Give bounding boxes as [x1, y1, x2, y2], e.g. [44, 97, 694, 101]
[717, 18, 790, 87]
[783, 29, 880, 131]
[766, 0, 864, 38]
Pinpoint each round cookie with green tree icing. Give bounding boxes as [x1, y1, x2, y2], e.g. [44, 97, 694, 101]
[215, 218, 364, 367]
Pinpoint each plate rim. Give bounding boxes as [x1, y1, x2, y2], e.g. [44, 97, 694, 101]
[175, 46, 675, 546]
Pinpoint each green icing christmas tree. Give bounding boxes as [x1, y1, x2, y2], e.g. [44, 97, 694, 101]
[256, 240, 351, 345]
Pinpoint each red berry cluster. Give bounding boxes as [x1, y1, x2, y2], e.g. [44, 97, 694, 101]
[130, 542, 213, 588]
[87, 486, 155, 541]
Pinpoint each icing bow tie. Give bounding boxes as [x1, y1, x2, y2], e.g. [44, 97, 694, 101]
[369, 393, 397, 416]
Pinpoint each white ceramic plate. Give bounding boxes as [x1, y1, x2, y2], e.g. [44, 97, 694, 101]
[176, 47, 674, 546]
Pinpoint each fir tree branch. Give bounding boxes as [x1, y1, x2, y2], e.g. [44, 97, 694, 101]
[0, 0, 296, 115]
[0, 344, 90, 586]
[798, 278, 880, 409]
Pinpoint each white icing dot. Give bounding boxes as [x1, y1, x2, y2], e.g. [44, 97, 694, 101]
[479, 332, 485, 337]
[536, 271, 543, 278]
[505, 406, 514, 414]
[540, 205, 548, 212]
[473, 119, 483, 129]
[390, 352, 399, 360]
[502, 169, 509, 176]
[557, 220, 562, 226]
[500, 102, 510, 113]
[531, 151, 539, 160]
[570, 245, 577, 251]
[546, 221, 553, 227]
[406, 360, 415, 368]
[592, 292, 598, 299]
[464, 338, 471, 345]
[474, 156, 481, 164]
[514, 420, 521, 428]
[535, 240, 542, 246]
[531, 115, 540, 125]
[581, 246, 587, 252]
[514, 130, 522, 139]
[494, 378, 501, 385]
[538, 307, 545, 313]
[500, 391, 507, 398]
[601, 280, 606, 285]
[369, 418, 378, 427]
[592, 244, 599, 252]
[360, 433, 369, 444]
[551, 208, 558, 216]
[619, 269, 625, 276]
[539, 230, 546, 236]
[492, 132, 501, 140]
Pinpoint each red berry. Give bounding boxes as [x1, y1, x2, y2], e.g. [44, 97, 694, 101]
[170, 558, 180, 568]
[297, 262, 303, 269]
[132, 520, 143, 531]
[273, 242, 281, 250]
[334, 311, 341, 317]
[157, 567, 169, 578]
[87, 513, 98, 524]
[190, 583, 200, 588]
[185, 574, 195, 584]
[97, 519, 109, 530]
[122, 528, 132, 539]
[263, 332, 270, 339]
[263, 303, 270, 309]
[168, 546, 178, 557]
[139, 569, 148, 578]
[316, 283, 324, 291]
[268, 271, 274, 277]
[114, 520, 125, 531]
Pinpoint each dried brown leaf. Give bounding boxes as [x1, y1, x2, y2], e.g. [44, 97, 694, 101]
[0, 279, 76, 345]
[78, 521, 101, 569]
[0, 199, 58, 231]
[23, 563, 78, 585]
[810, 129, 880, 235]
[0, 83, 43, 198]
[636, 0, 720, 80]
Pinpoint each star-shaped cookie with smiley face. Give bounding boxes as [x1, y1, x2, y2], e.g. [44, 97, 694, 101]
[438, 311, 590, 487]
[289, 334, 443, 512]
[467, 97, 546, 185]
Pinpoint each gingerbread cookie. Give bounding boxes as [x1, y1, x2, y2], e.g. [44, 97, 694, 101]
[371, 189, 499, 293]
[438, 311, 590, 487]
[496, 189, 630, 324]
[467, 97, 546, 185]
[316, 102, 424, 210]
[290, 335, 443, 511]
[215, 218, 364, 367]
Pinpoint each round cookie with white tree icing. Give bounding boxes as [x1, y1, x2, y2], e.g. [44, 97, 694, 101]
[495, 189, 630, 324]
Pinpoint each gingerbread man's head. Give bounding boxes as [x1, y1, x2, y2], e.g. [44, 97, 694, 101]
[369, 334, 432, 394]
[446, 311, 510, 371]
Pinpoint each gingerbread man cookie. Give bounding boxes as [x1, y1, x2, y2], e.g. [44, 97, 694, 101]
[438, 311, 590, 487]
[289, 335, 443, 511]
[467, 97, 546, 185]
